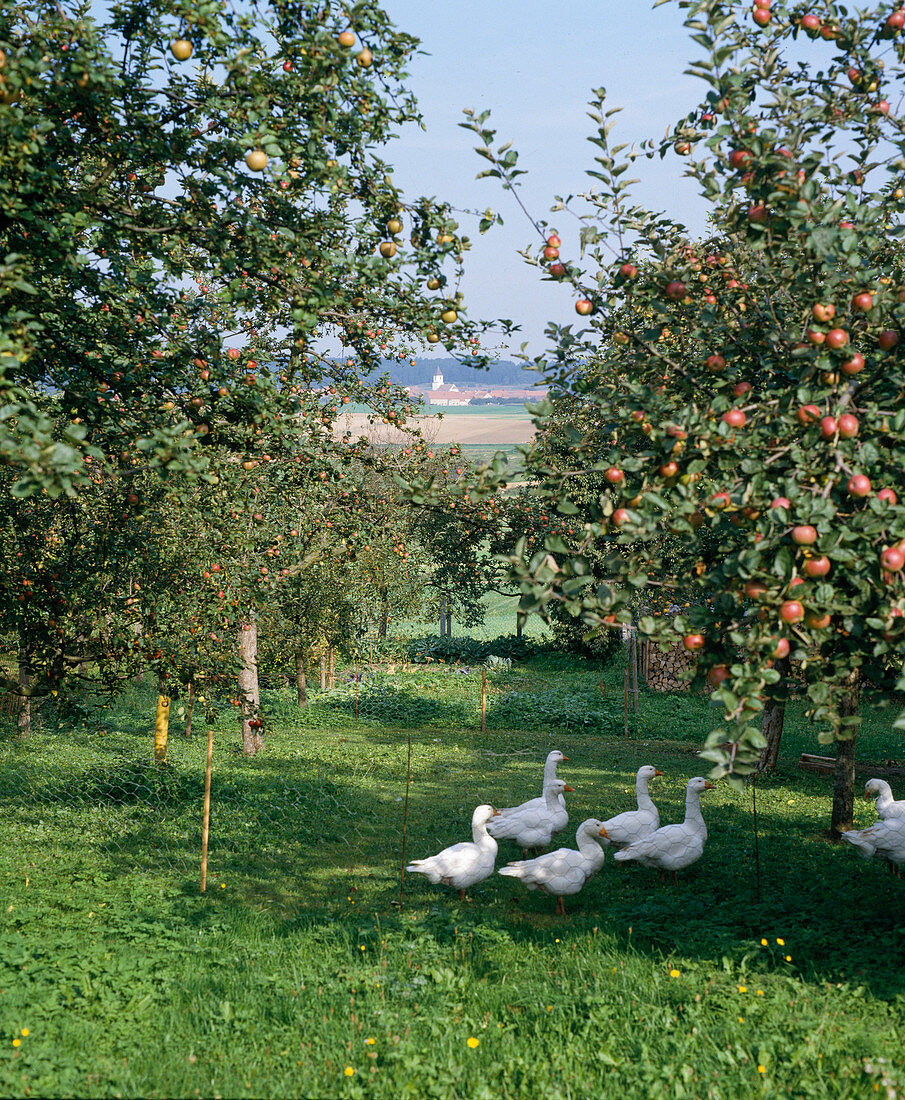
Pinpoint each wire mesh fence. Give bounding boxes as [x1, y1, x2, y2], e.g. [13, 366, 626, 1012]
[0, 629, 645, 904]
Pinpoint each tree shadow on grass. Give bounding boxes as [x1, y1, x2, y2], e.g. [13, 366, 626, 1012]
[5, 720, 905, 1003]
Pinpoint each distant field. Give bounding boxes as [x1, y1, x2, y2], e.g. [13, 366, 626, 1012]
[335, 409, 535, 446]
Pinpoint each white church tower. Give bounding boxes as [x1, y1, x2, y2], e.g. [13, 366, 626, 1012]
[431, 367, 444, 391]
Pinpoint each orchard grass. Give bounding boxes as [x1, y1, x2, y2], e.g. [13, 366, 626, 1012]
[2, 656, 904, 1098]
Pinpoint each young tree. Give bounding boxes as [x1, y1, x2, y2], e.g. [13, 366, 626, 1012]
[464, 0, 905, 833]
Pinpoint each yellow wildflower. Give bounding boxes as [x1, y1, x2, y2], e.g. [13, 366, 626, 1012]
[344, 1066, 354, 1076]
[467, 1037, 479, 1049]
[758, 1065, 766, 1074]
[670, 969, 681, 978]
[365, 1038, 375, 1045]
[20, 1029, 28, 1037]
[760, 938, 768, 946]
[776, 938, 785, 946]
[738, 985, 747, 993]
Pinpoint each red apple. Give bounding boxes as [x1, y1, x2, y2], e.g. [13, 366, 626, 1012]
[825, 328, 849, 349]
[878, 488, 898, 505]
[838, 414, 859, 438]
[801, 13, 820, 32]
[819, 416, 838, 439]
[771, 637, 790, 659]
[780, 600, 805, 624]
[729, 150, 751, 170]
[660, 461, 679, 478]
[706, 354, 727, 372]
[543, 246, 559, 260]
[852, 291, 874, 311]
[803, 555, 831, 578]
[847, 474, 872, 497]
[807, 330, 826, 345]
[575, 299, 594, 315]
[612, 508, 631, 526]
[806, 612, 832, 629]
[886, 10, 905, 31]
[665, 281, 687, 300]
[878, 329, 899, 350]
[748, 204, 769, 223]
[745, 580, 767, 599]
[753, 7, 771, 25]
[840, 353, 865, 375]
[549, 263, 566, 278]
[771, 496, 791, 510]
[707, 665, 730, 687]
[722, 408, 746, 428]
[683, 634, 705, 651]
[733, 382, 752, 398]
[604, 467, 625, 484]
[797, 404, 822, 425]
[792, 525, 818, 545]
[710, 492, 731, 509]
[881, 546, 905, 571]
[547, 234, 561, 248]
[812, 303, 836, 322]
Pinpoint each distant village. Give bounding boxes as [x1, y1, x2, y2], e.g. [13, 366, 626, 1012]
[403, 366, 547, 408]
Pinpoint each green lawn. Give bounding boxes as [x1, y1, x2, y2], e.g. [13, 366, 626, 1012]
[2, 655, 904, 1098]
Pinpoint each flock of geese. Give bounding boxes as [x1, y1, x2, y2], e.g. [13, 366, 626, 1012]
[406, 752, 714, 914]
[405, 751, 905, 913]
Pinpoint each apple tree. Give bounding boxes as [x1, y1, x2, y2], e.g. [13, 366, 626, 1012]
[0, 0, 492, 711]
[464, 0, 905, 833]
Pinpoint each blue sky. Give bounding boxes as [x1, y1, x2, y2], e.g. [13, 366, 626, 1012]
[380, 1, 710, 356]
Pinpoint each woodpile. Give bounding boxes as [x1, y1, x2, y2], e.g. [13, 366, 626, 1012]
[643, 640, 696, 692]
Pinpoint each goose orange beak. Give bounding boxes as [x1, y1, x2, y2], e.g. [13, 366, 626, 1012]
[563, 784, 575, 792]
[704, 781, 716, 790]
[864, 791, 872, 800]
[561, 754, 569, 761]
[654, 769, 664, 777]
[599, 825, 609, 838]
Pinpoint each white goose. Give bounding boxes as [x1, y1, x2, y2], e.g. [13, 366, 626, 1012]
[406, 804, 499, 900]
[842, 817, 905, 873]
[601, 765, 663, 850]
[864, 778, 905, 820]
[494, 750, 569, 819]
[614, 777, 715, 881]
[487, 778, 573, 854]
[499, 819, 610, 915]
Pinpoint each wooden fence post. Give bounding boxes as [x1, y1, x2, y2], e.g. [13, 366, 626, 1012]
[200, 726, 214, 893]
[481, 667, 487, 733]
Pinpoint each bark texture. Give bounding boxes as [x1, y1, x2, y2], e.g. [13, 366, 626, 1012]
[830, 674, 860, 838]
[16, 651, 32, 742]
[295, 650, 307, 707]
[756, 658, 790, 773]
[238, 617, 263, 755]
[184, 680, 194, 740]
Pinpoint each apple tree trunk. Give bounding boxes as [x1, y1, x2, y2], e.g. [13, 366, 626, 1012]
[184, 680, 194, 740]
[378, 585, 389, 639]
[238, 616, 263, 756]
[16, 645, 32, 742]
[756, 658, 790, 773]
[327, 645, 335, 690]
[295, 650, 307, 707]
[830, 675, 860, 838]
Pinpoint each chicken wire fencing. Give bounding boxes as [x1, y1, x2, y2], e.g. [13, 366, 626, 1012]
[0, 629, 638, 899]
